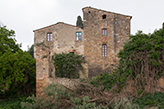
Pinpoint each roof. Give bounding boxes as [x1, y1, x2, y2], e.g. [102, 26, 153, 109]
[33, 22, 82, 32]
[82, 6, 132, 19]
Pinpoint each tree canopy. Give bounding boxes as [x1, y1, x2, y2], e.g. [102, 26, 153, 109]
[28, 44, 34, 58]
[0, 26, 36, 98]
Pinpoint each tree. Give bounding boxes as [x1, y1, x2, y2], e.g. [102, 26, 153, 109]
[76, 16, 83, 28]
[0, 26, 36, 98]
[0, 26, 20, 54]
[28, 44, 34, 58]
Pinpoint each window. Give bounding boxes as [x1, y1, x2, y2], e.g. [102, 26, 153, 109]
[76, 32, 82, 41]
[102, 44, 107, 57]
[69, 52, 74, 54]
[102, 29, 107, 35]
[102, 14, 106, 19]
[47, 32, 52, 41]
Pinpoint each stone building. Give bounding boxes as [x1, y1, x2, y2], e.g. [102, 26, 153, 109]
[34, 6, 132, 98]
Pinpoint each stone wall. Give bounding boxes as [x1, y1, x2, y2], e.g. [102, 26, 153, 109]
[83, 7, 131, 77]
[34, 22, 85, 98]
[34, 7, 132, 98]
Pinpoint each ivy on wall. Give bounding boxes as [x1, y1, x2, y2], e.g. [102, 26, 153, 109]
[52, 53, 85, 79]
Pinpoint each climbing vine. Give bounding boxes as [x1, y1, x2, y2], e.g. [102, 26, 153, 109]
[52, 52, 85, 79]
[113, 25, 164, 94]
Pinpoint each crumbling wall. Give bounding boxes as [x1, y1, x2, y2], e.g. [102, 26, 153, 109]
[34, 22, 86, 98]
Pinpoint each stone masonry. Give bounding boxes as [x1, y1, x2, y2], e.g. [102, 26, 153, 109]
[34, 6, 132, 98]
[83, 7, 131, 76]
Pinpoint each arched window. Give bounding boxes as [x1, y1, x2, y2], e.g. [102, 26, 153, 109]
[102, 44, 107, 57]
[102, 28, 107, 35]
[47, 32, 52, 41]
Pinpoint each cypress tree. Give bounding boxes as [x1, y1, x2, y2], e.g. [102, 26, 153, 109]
[76, 16, 83, 28]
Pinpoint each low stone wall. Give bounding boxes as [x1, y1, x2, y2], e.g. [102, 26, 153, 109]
[37, 74, 164, 99]
[36, 77, 81, 98]
[51, 78, 80, 90]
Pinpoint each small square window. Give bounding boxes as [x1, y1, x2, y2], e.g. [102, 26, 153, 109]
[47, 32, 52, 41]
[76, 32, 82, 41]
[102, 29, 107, 35]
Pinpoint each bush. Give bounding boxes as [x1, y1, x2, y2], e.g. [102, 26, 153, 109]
[91, 73, 114, 91]
[21, 84, 71, 109]
[114, 28, 164, 95]
[0, 98, 26, 109]
[133, 92, 164, 108]
[53, 52, 85, 78]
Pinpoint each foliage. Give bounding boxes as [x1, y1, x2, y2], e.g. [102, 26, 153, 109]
[114, 27, 164, 94]
[0, 26, 20, 54]
[21, 84, 71, 109]
[27, 44, 34, 58]
[0, 26, 36, 98]
[20, 82, 142, 109]
[108, 97, 140, 109]
[133, 92, 164, 109]
[70, 96, 97, 109]
[0, 98, 26, 109]
[91, 73, 115, 90]
[76, 16, 83, 28]
[20, 83, 105, 109]
[53, 52, 85, 78]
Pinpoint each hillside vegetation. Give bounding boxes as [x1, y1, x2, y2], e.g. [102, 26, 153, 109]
[0, 23, 164, 108]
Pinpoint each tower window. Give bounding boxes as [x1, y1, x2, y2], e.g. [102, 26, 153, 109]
[102, 29, 107, 35]
[47, 32, 52, 41]
[102, 44, 107, 57]
[102, 14, 106, 19]
[76, 32, 82, 41]
[88, 11, 91, 13]
[69, 52, 74, 54]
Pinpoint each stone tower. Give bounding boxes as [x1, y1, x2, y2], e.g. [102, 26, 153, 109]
[82, 7, 132, 77]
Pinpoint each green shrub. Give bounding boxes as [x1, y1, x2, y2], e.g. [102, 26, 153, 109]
[53, 52, 85, 78]
[108, 97, 140, 109]
[114, 28, 164, 92]
[21, 84, 71, 109]
[133, 92, 164, 108]
[71, 96, 96, 109]
[91, 73, 114, 90]
[0, 98, 26, 109]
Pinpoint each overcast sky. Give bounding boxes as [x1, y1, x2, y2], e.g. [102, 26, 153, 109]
[0, 0, 164, 51]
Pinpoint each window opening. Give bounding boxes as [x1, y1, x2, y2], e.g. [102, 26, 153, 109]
[70, 52, 74, 54]
[76, 32, 82, 41]
[88, 11, 91, 13]
[102, 14, 106, 19]
[102, 44, 107, 57]
[47, 32, 52, 41]
[102, 29, 107, 35]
